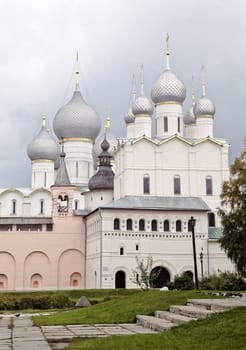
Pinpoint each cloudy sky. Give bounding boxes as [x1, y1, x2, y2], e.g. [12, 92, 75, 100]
[0, 0, 245, 187]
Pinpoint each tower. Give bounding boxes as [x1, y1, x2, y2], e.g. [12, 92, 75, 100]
[53, 54, 101, 187]
[27, 115, 59, 189]
[151, 34, 186, 138]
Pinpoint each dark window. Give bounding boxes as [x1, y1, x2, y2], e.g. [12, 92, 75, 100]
[143, 174, 150, 194]
[206, 176, 213, 195]
[12, 200, 16, 215]
[114, 218, 120, 230]
[120, 247, 124, 255]
[136, 244, 139, 251]
[40, 200, 44, 214]
[151, 219, 157, 231]
[174, 175, 181, 195]
[208, 213, 215, 227]
[74, 200, 79, 210]
[46, 224, 53, 231]
[139, 219, 145, 231]
[164, 116, 168, 132]
[164, 220, 170, 232]
[126, 219, 132, 231]
[136, 273, 139, 282]
[177, 117, 181, 132]
[176, 220, 182, 232]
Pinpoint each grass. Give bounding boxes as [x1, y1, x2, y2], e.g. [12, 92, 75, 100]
[66, 307, 246, 350]
[33, 290, 206, 326]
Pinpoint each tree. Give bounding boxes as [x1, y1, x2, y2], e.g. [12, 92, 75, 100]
[219, 144, 246, 276]
[132, 256, 160, 290]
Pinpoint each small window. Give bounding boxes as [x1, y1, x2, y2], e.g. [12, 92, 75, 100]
[176, 220, 182, 232]
[206, 176, 213, 195]
[208, 213, 215, 227]
[164, 220, 170, 232]
[114, 218, 120, 230]
[174, 175, 181, 195]
[136, 273, 139, 282]
[136, 244, 139, 251]
[164, 116, 168, 132]
[126, 219, 132, 231]
[44, 172, 47, 187]
[40, 199, 44, 214]
[74, 200, 79, 210]
[12, 200, 16, 215]
[143, 174, 150, 194]
[46, 224, 53, 231]
[120, 247, 124, 255]
[177, 117, 181, 133]
[151, 219, 157, 231]
[139, 219, 145, 231]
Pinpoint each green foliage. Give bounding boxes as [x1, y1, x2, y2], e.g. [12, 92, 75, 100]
[199, 271, 246, 291]
[219, 147, 246, 276]
[66, 307, 246, 350]
[167, 273, 194, 290]
[0, 294, 74, 310]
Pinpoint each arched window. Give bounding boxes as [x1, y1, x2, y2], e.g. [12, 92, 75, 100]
[139, 219, 145, 231]
[74, 200, 79, 210]
[70, 272, 82, 287]
[12, 200, 16, 215]
[143, 174, 150, 194]
[164, 220, 170, 232]
[31, 273, 42, 289]
[120, 247, 124, 255]
[114, 218, 120, 230]
[151, 219, 157, 231]
[174, 175, 181, 195]
[126, 219, 132, 231]
[208, 212, 215, 227]
[176, 220, 182, 232]
[40, 199, 44, 214]
[206, 176, 213, 195]
[164, 116, 168, 132]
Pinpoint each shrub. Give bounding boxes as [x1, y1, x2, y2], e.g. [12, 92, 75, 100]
[167, 273, 194, 290]
[199, 272, 246, 291]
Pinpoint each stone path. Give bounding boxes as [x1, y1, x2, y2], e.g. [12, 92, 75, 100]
[0, 315, 157, 350]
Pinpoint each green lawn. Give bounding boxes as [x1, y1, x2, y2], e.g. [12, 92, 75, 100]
[66, 307, 246, 350]
[34, 290, 206, 325]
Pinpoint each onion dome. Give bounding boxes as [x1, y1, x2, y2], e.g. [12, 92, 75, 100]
[53, 55, 101, 141]
[151, 34, 186, 105]
[194, 66, 216, 117]
[125, 75, 136, 124]
[89, 137, 114, 190]
[132, 65, 153, 116]
[92, 114, 117, 166]
[27, 116, 59, 161]
[184, 76, 196, 125]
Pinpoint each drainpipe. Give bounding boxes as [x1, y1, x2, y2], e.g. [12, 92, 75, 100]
[99, 208, 103, 288]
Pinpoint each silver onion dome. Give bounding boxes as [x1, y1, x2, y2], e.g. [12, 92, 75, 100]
[184, 106, 196, 125]
[194, 96, 216, 117]
[53, 85, 101, 141]
[93, 116, 117, 167]
[132, 95, 153, 116]
[151, 69, 186, 105]
[27, 116, 59, 161]
[124, 108, 135, 124]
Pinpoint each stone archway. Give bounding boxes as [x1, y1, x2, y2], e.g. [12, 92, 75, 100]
[150, 266, 170, 288]
[115, 270, 126, 288]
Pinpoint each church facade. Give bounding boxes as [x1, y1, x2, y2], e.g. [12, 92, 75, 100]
[0, 40, 234, 291]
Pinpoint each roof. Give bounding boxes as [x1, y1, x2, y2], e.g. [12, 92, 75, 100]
[100, 196, 210, 211]
[0, 217, 53, 225]
[208, 227, 223, 240]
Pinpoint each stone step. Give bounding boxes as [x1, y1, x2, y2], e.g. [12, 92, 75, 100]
[155, 310, 197, 324]
[136, 315, 177, 332]
[169, 305, 215, 319]
[187, 298, 246, 311]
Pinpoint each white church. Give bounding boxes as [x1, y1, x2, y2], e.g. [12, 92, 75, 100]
[0, 38, 234, 291]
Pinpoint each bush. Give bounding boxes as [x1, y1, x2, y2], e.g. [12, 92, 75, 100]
[199, 272, 246, 291]
[167, 273, 194, 290]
